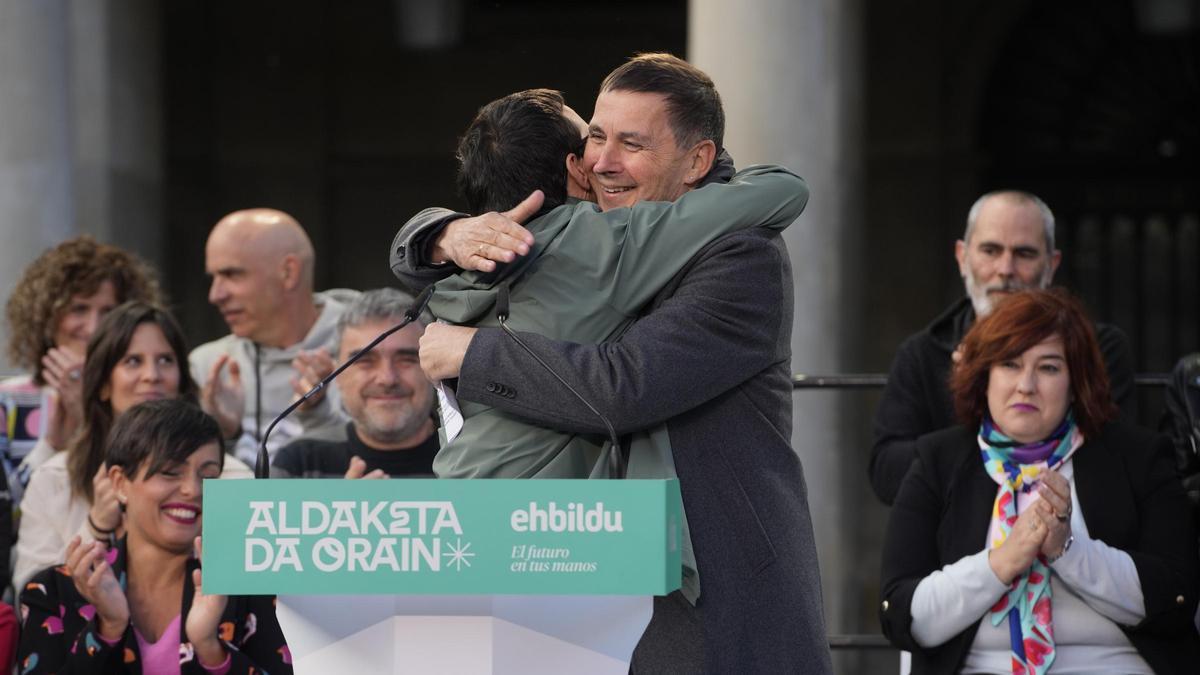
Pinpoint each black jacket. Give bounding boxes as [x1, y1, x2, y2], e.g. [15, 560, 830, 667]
[880, 423, 1200, 675]
[870, 297, 1138, 505]
[458, 229, 832, 673]
[388, 155, 831, 673]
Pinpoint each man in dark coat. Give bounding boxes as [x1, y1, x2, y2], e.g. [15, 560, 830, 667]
[392, 53, 832, 674]
[870, 191, 1137, 505]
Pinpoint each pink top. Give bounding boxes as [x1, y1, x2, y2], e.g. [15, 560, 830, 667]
[100, 613, 231, 674]
[135, 614, 182, 674]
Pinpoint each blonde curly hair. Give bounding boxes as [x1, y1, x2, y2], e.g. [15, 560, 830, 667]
[5, 236, 162, 383]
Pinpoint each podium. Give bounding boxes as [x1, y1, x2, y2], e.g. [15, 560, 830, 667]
[202, 479, 682, 674]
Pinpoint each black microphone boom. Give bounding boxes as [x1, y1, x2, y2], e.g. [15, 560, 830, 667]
[253, 284, 436, 478]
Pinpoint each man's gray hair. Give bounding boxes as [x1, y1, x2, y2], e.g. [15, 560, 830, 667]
[332, 287, 424, 356]
[964, 190, 1056, 251]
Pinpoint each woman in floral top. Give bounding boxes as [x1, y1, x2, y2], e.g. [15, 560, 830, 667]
[17, 399, 292, 674]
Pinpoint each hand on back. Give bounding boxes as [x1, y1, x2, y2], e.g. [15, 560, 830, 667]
[430, 191, 542, 272]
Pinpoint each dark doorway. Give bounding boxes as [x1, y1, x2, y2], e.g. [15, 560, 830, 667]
[162, 0, 687, 344]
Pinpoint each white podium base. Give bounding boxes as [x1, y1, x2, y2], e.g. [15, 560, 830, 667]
[277, 595, 653, 675]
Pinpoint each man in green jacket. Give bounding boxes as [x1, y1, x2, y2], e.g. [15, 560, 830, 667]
[411, 89, 809, 483]
[392, 54, 831, 673]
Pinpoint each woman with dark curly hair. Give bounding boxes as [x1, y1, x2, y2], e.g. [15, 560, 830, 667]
[2, 237, 160, 478]
[880, 289, 1199, 674]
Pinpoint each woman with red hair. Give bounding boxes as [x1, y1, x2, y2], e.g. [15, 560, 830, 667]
[881, 289, 1199, 674]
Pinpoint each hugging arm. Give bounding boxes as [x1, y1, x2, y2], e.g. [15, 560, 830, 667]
[456, 230, 790, 434]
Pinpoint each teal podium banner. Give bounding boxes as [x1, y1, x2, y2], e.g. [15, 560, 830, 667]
[202, 479, 682, 596]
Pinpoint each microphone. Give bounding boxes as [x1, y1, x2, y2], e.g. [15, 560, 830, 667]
[254, 284, 436, 478]
[493, 284, 627, 478]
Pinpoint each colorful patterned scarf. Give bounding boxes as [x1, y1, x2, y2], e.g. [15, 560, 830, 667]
[979, 412, 1078, 675]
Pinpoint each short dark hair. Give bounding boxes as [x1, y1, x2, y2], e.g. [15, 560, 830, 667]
[949, 288, 1117, 438]
[456, 88, 581, 214]
[106, 399, 223, 483]
[69, 302, 198, 501]
[601, 52, 724, 151]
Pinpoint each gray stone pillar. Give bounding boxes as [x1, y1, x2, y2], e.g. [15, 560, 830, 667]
[690, 0, 867, 657]
[0, 0, 163, 375]
[0, 0, 75, 375]
[68, 0, 164, 265]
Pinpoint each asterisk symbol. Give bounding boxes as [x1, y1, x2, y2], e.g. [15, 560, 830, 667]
[443, 539, 475, 571]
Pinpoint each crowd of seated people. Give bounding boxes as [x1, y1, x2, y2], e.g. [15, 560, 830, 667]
[872, 190, 1199, 674]
[19, 399, 291, 674]
[880, 289, 1199, 674]
[0, 207, 448, 672]
[14, 302, 252, 591]
[0, 113, 1196, 675]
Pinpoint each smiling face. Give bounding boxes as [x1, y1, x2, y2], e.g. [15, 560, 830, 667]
[102, 322, 181, 416]
[584, 90, 700, 212]
[52, 280, 118, 356]
[115, 441, 222, 554]
[986, 335, 1072, 443]
[336, 320, 434, 449]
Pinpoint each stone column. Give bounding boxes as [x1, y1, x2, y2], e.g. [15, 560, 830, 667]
[689, 0, 868, 658]
[0, 0, 75, 375]
[68, 0, 164, 265]
[0, 0, 163, 375]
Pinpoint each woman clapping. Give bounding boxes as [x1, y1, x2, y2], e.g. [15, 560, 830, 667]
[881, 289, 1199, 674]
[17, 399, 291, 674]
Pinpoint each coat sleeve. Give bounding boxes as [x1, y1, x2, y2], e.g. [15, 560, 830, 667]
[17, 568, 126, 673]
[879, 440, 950, 652]
[14, 465, 73, 591]
[456, 229, 790, 434]
[870, 336, 937, 505]
[389, 207, 470, 291]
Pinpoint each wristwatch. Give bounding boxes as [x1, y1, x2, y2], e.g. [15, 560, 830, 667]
[1048, 534, 1074, 564]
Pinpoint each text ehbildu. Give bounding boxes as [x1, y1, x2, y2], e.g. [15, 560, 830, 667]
[510, 501, 623, 533]
[243, 500, 463, 573]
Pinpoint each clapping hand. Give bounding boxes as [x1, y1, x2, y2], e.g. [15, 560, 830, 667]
[988, 505, 1051, 585]
[1034, 470, 1073, 560]
[65, 537, 129, 641]
[88, 464, 122, 536]
[344, 456, 387, 480]
[201, 355, 244, 441]
[40, 346, 85, 449]
[187, 536, 230, 668]
[290, 348, 334, 411]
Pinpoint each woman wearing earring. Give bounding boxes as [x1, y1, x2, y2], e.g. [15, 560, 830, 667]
[17, 398, 291, 674]
[14, 302, 250, 590]
[880, 289, 1200, 674]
